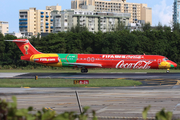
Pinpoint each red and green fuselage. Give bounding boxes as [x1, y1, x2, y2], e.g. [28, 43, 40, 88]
[7, 39, 177, 73]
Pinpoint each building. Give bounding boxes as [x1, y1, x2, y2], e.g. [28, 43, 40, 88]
[71, 0, 152, 24]
[19, 5, 61, 36]
[0, 21, 9, 35]
[52, 6, 130, 33]
[128, 20, 145, 32]
[173, 0, 180, 23]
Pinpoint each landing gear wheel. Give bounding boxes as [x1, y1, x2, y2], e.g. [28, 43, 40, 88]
[81, 69, 85, 73]
[166, 69, 170, 73]
[81, 68, 88, 73]
[85, 68, 88, 73]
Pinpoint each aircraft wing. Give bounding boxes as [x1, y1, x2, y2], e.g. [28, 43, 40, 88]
[63, 63, 102, 67]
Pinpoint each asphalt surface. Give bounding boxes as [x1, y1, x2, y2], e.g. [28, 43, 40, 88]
[1, 72, 180, 119]
[1, 87, 180, 119]
[0, 72, 180, 86]
[0, 72, 180, 79]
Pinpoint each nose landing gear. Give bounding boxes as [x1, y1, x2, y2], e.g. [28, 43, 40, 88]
[166, 69, 170, 73]
[81, 68, 88, 73]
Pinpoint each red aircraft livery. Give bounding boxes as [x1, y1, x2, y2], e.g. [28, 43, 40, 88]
[6, 39, 177, 73]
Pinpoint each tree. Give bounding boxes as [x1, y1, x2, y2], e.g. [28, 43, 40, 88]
[115, 22, 128, 31]
[93, 31, 103, 53]
[2, 34, 18, 66]
[69, 25, 89, 33]
[173, 22, 180, 32]
[163, 25, 171, 32]
[120, 32, 138, 54]
[156, 22, 163, 31]
[65, 32, 82, 53]
[0, 33, 5, 65]
[142, 22, 151, 31]
[80, 31, 95, 53]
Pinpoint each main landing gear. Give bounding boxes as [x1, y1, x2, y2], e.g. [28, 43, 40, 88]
[166, 69, 170, 73]
[81, 68, 88, 73]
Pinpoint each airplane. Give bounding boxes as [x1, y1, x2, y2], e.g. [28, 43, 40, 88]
[6, 39, 177, 73]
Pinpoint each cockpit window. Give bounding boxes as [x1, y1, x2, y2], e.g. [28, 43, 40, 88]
[163, 58, 169, 61]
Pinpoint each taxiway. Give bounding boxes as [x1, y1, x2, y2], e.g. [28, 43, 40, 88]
[0, 72, 180, 79]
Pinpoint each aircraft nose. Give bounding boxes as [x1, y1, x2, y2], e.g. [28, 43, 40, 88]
[170, 62, 177, 68]
[172, 62, 177, 68]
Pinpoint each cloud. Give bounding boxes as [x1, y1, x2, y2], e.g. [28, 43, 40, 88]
[152, 0, 172, 26]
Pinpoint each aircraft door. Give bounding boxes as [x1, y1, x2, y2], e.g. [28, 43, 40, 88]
[158, 59, 161, 65]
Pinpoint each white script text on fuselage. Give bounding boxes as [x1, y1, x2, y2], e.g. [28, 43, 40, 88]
[116, 60, 153, 69]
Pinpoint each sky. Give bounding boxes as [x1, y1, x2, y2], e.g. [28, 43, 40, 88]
[0, 0, 173, 33]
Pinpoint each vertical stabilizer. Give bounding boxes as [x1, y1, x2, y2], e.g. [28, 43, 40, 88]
[5, 39, 41, 56]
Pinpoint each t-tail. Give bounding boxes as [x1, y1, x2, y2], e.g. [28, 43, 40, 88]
[5, 39, 42, 61]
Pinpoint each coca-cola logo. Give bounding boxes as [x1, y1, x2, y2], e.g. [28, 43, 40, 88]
[116, 60, 153, 69]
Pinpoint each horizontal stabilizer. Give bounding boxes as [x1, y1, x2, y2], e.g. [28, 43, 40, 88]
[5, 40, 28, 43]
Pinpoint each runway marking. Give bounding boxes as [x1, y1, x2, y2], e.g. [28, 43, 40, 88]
[18, 96, 70, 99]
[57, 103, 74, 105]
[166, 82, 178, 83]
[45, 107, 54, 111]
[96, 107, 108, 113]
[176, 80, 180, 85]
[104, 99, 126, 102]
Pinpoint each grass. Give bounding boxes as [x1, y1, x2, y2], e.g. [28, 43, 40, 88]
[0, 68, 179, 73]
[0, 79, 142, 88]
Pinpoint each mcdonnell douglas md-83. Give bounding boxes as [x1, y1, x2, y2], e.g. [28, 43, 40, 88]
[6, 39, 177, 73]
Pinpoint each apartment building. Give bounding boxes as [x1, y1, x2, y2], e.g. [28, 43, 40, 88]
[71, 0, 152, 24]
[52, 7, 130, 33]
[19, 5, 61, 36]
[173, 0, 180, 23]
[0, 21, 9, 35]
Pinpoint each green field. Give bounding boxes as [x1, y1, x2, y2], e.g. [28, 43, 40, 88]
[0, 79, 142, 88]
[0, 68, 179, 73]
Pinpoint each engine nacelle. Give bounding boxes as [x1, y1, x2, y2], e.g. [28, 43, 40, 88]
[34, 57, 59, 64]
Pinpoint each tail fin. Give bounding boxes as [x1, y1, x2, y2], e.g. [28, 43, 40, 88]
[5, 39, 41, 56]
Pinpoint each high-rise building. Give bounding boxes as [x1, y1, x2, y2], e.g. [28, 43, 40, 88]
[19, 5, 61, 36]
[173, 0, 180, 23]
[0, 21, 9, 35]
[51, 7, 130, 33]
[71, 0, 152, 24]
